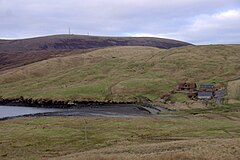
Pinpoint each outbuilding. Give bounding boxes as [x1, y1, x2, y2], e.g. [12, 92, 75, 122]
[177, 82, 197, 91]
[199, 84, 215, 92]
[197, 91, 213, 99]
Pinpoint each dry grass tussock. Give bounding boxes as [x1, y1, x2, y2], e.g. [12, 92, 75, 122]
[51, 138, 240, 160]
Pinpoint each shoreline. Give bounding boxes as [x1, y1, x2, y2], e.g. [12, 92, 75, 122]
[0, 97, 136, 109]
[0, 104, 155, 121]
[0, 97, 176, 121]
[0, 107, 183, 121]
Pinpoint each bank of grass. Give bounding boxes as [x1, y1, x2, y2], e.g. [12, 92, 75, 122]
[0, 109, 240, 160]
[172, 103, 240, 115]
[228, 79, 240, 101]
[171, 93, 189, 102]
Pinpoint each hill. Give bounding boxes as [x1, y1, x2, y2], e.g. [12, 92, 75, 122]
[0, 34, 191, 71]
[0, 44, 239, 102]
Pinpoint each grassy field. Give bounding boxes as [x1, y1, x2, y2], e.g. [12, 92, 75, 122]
[0, 45, 240, 102]
[0, 105, 240, 160]
[228, 78, 240, 102]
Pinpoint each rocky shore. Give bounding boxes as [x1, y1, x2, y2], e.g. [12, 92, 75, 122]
[0, 97, 173, 121]
[0, 97, 135, 109]
[0, 103, 153, 121]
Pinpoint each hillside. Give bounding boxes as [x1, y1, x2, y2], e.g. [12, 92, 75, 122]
[0, 35, 191, 71]
[0, 44, 239, 102]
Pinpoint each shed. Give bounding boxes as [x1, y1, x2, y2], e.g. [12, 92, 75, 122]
[197, 91, 213, 99]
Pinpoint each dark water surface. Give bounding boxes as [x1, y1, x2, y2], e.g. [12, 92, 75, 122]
[0, 104, 154, 120]
[0, 105, 63, 118]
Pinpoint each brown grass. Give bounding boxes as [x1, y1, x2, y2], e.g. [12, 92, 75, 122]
[0, 34, 190, 71]
[228, 79, 240, 101]
[1, 111, 240, 160]
[51, 138, 240, 160]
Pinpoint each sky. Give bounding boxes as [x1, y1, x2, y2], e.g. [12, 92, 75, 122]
[0, 0, 240, 44]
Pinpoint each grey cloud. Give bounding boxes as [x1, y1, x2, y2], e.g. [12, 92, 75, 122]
[0, 0, 239, 44]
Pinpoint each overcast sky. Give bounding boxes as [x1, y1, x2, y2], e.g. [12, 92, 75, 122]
[0, 0, 240, 44]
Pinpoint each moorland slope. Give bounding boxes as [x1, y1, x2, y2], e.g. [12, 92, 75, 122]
[0, 45, 239, 102]
[0, 35, 191, 71]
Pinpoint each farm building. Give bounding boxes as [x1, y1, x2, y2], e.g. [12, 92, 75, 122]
[177, 82, 197, 91]
[197, 91, 213, 99]
[199, 84, 215, 91]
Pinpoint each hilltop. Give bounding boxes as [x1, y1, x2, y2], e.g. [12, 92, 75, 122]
[0, 34, 191, 71]
[0, 44, 239, 103]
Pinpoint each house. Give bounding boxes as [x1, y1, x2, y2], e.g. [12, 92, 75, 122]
[197, 91, 213, 99]
[199, 84, 215, 92]
[177, 82, 197, 91]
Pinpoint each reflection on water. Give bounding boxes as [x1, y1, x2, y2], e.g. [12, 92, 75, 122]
[0, 105, 62, 118]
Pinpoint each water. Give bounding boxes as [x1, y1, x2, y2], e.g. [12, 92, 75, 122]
[0, 105, 180, 119]
[0, 105, 63, 118]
